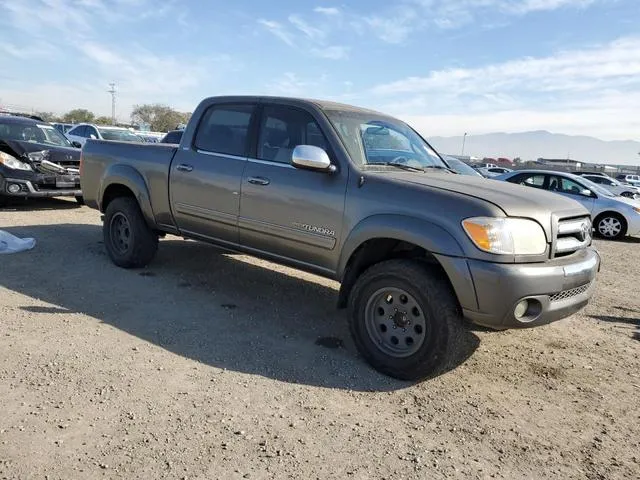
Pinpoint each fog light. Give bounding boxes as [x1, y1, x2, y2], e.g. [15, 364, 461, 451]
[514, 300, 529, 319]
[7, 183, 21, 194]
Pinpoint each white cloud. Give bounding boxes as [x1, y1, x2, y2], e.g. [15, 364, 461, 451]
[258, 19, 295, 46]
[288, 14, 326, 41]
[311, 45, 350, 60]
[314, 6, 341, 16]
[369, 37, 640, 140]
[362, 0, 606, 43]
[373, 37, 640, 97]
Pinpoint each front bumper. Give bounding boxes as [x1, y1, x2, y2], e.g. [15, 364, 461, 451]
[461, 247, 600, 329]
[0, 174, 81, 198]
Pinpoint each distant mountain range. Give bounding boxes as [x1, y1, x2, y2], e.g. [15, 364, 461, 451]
[426, 131, 640, 166]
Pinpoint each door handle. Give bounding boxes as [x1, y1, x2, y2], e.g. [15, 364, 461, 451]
[247, 176, 270, 186]
[176, 164, 194, 172]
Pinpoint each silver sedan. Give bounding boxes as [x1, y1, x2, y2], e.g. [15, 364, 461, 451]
[495, 169, 640, 240]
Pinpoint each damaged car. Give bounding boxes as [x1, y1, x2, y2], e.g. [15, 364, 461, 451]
[0, 114, 82, 206]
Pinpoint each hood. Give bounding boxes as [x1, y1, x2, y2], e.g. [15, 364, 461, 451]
[372, 170, 590, 224]
[1, 139, 80, 165]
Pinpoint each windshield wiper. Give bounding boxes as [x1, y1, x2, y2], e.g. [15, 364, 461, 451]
[424, 165, 458, 174]
[367, 162, 425, 172]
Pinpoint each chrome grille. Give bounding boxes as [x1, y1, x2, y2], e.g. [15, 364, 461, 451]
[554, 217, 592, 257]
[549, 283, 591, 302]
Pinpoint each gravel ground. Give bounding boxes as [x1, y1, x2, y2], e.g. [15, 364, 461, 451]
[1, 198, 639, 480]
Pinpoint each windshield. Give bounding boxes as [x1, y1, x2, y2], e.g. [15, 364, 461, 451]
[98, 128, 143, 142]
[445, 157, 483, 176]
[0, 121, 72, 147]
[324, 110, 446, 170]
[579, 177, 614, 197]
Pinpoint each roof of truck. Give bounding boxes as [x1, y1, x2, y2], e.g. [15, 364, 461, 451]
[202, 95, 387, 116]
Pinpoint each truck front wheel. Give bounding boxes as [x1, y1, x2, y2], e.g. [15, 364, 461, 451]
[103, 197, 158, 268]
[348, 259, 464, 381]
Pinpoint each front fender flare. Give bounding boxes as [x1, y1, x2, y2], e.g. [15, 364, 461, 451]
[337, 214, 465, 278]
[99, 164, 156, 228]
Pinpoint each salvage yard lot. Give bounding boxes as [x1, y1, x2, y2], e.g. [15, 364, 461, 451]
[1, 199, 638, 479]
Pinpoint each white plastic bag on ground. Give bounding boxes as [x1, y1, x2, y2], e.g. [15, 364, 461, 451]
[0, 230, 36, 254]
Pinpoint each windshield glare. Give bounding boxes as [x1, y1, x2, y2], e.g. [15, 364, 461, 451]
[98, 128, 142, 142]
[325, 110, 446, 169]
[0, 121, 72, 147]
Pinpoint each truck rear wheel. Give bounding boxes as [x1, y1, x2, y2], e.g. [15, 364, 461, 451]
[103, 197, 158, 268]
[348, 259, 464, 381]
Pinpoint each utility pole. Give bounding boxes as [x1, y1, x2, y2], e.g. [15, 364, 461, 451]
[108, 83, 116, 125]
[461, 132, 467, 156]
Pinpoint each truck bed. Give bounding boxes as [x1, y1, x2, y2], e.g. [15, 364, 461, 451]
[81, 140, 178, 228]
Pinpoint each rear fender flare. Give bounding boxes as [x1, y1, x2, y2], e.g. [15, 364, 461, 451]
[99, 164, 156, 228]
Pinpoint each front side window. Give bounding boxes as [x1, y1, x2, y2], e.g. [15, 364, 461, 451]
[195, 104, 254, 156]
[257, 105, 329, 164]
[556, 177, 585, 195]
[325, 109, 445, 169]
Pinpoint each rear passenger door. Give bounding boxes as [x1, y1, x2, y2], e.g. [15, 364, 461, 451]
[170, 103, 256, 246]
[238, 103, 348, 273]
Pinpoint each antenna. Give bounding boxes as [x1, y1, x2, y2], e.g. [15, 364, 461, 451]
[108, 82, 116, 125]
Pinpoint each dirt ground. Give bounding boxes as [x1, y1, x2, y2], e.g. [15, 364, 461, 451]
[0, 198, 638, 480]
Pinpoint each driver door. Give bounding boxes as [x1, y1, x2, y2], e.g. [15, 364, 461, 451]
[239, 104, 348, 272]
[547, 174, 596, 214]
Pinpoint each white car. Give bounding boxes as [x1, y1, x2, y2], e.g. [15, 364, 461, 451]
[616, 174, 640, 188]
[579, 174, 639, 199]
[496, 169, 640, 240]
[476, 166, 513, 178]
[65, 124, 143, 147]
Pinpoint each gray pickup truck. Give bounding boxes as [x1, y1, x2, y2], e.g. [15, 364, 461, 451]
[81, 96, 600, 380]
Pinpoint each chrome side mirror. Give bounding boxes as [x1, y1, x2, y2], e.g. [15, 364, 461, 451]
[291, 145, 336, 173]
[580, 189, 592, 197]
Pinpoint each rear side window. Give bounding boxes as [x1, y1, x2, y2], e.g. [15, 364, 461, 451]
[162, 131, 183, 144]
[257, 105, 329, 164]
[69, 125, 87, 137]
[195, 104, 254, 156]
[512, 173, 545, 188]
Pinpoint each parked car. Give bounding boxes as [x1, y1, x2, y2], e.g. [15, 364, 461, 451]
[160, 130, 184, 144]
[475, 166, 513, 178]
[496, 169, 640, 240]
[66, 124, 144, 147]
[52, 122, 75, 135]
[0, 115, 82, 205]
[616, 174, 640, 188]
[442, 156, 483, 177]
[81, 95, 599, 380]
[577, 174, 639, 198]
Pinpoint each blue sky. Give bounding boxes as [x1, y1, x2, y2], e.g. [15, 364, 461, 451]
[0, 0, 639, 140]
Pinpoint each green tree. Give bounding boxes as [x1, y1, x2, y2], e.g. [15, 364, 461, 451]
[62, 109, 95, 124]
[35, 111, 59, 122]
[131, 104, 190, 132]
[95, 116, 112, 125]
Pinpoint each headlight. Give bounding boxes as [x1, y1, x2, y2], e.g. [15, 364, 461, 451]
[462, 217, 547, 255]
[0, 151, 32, 171]
[633, 207, 640, 214]
[27, 150, 49, 162]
